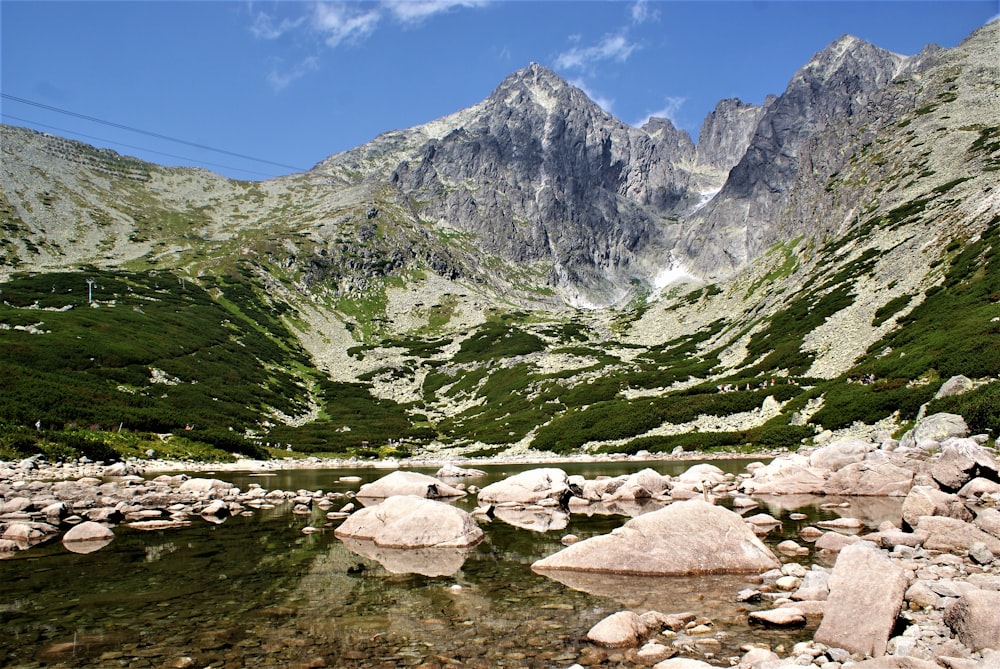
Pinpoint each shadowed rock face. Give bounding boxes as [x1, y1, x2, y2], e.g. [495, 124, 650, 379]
[675, 35, 907, 277]
[531, 498, 780, 576]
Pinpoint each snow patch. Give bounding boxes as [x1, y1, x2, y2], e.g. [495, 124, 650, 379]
[690, 188, 720, 214]
[652, 262, 699, 290]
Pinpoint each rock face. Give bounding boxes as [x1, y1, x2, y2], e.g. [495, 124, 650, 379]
[675, 34, 906, 277]
[333, 495, 483, 548]
[814, 542, 909, 656]
[531, 499, 779, 576]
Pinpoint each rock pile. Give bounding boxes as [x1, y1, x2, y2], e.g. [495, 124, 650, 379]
[2, 409, 998, 668]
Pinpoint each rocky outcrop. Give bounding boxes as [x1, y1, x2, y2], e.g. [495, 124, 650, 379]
[675, 34, 907, 277]
[531, 498, 779, 575]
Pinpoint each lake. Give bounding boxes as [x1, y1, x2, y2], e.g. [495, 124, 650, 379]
[0, 458, 902, 668]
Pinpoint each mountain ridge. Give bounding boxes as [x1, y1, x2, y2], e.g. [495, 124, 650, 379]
[0, 22, 997, 460]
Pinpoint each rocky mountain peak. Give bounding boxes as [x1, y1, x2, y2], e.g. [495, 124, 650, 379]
[489, 62, 606, 120]
[797, 33, 906, 88]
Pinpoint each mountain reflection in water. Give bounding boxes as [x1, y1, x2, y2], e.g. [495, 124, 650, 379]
[0, 459, 902, 668]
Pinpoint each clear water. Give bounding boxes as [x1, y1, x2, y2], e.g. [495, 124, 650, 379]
[0, 459, 902, 668]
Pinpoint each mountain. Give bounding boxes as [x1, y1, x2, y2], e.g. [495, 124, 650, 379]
[0, 22, 997, 462]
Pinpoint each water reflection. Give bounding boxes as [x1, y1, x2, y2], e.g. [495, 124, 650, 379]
[0, 459, 904, 668]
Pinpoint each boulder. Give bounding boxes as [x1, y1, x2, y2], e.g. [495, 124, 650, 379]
[674, 463, 727, 488]
[477, 468, 569, 505]
[532, 499, 779, 576]
[822, 461, 913, 496]
[652, 659, 716, 669]
[435, 463, 487, 478]
[975, 508, 1000, 539]
[747, 607, 806, 626]
[815, 531, 861, 552]
[902, 485, 972, 529]
[739, 455, 827, 495]
[899, 413, 969, 450]
[356, 471, 465, 500]
[586, 611, 651, 647]
[200, 499, 230, 519]
[739, 647, 780, 669]
[931, 439, 1000, 491]
[177, 478, 233, 495]
[334, 495, 482, 548]
[0, 496, 32, 514]
[607, 468, 670, 500]
[810, 439, 876, 471]
[943, 590, 1000, 651]
[62, 521, 114, 552]
[814, 542, 909, 656]
[935, 375, 974, 399]
[959, 477, 1000, 499]
[918, 516, 1000, 555]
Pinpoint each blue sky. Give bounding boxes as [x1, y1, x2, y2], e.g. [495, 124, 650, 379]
[2, 1, 997, 180]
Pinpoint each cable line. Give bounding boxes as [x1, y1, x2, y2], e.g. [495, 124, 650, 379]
[1, 93, 307, 173]
[1, 113, 280, 179]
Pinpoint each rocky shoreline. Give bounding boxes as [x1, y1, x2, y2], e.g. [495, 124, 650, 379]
[2, 411, 998, 668]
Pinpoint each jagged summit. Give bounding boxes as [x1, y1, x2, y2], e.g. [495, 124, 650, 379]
[797, 33, 907, 88]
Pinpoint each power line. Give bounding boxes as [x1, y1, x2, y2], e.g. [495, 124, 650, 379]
[1, 93, 308, 173]
[1, 113, 280, 179]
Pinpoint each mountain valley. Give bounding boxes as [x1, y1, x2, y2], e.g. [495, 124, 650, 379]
[0, 22, 997, 463]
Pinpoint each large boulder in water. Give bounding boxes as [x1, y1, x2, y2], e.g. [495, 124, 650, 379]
[477, 468, 569, 505]
[334, 495, 482, 548]
[531, 499, 779, 576]
[356, 471, 465, 500]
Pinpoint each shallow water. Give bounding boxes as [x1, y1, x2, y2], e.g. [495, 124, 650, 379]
[0, 459, 902, 668]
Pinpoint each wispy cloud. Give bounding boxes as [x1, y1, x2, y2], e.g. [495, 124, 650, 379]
[249, 1, 490, 90]
[555, 31, 639, 71]
[266, 55, 321, 91]
[311, 3, 382, 48]
[249, 11, 306, 40]
[630, 0, 658, 25]
[387, 0, 490, 25]
[633, 96, 687, 128]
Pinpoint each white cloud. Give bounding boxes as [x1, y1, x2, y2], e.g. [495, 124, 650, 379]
[386, 0, 490, 25]
[633, 96, 686, 128]
[570, 78, 614, 114]
[311, 2, 382, 48]
[630, 0, 658, 25]
[249, 11, 306, 40]
[266, 55, 321, 91]
[555, 31, 638, 71]
[248, 1, 490, 89]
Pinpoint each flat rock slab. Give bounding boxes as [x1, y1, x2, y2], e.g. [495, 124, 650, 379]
[748, 607, 806, 627]
[532, 499, 779, 576]
[814, 541, 908, 656]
